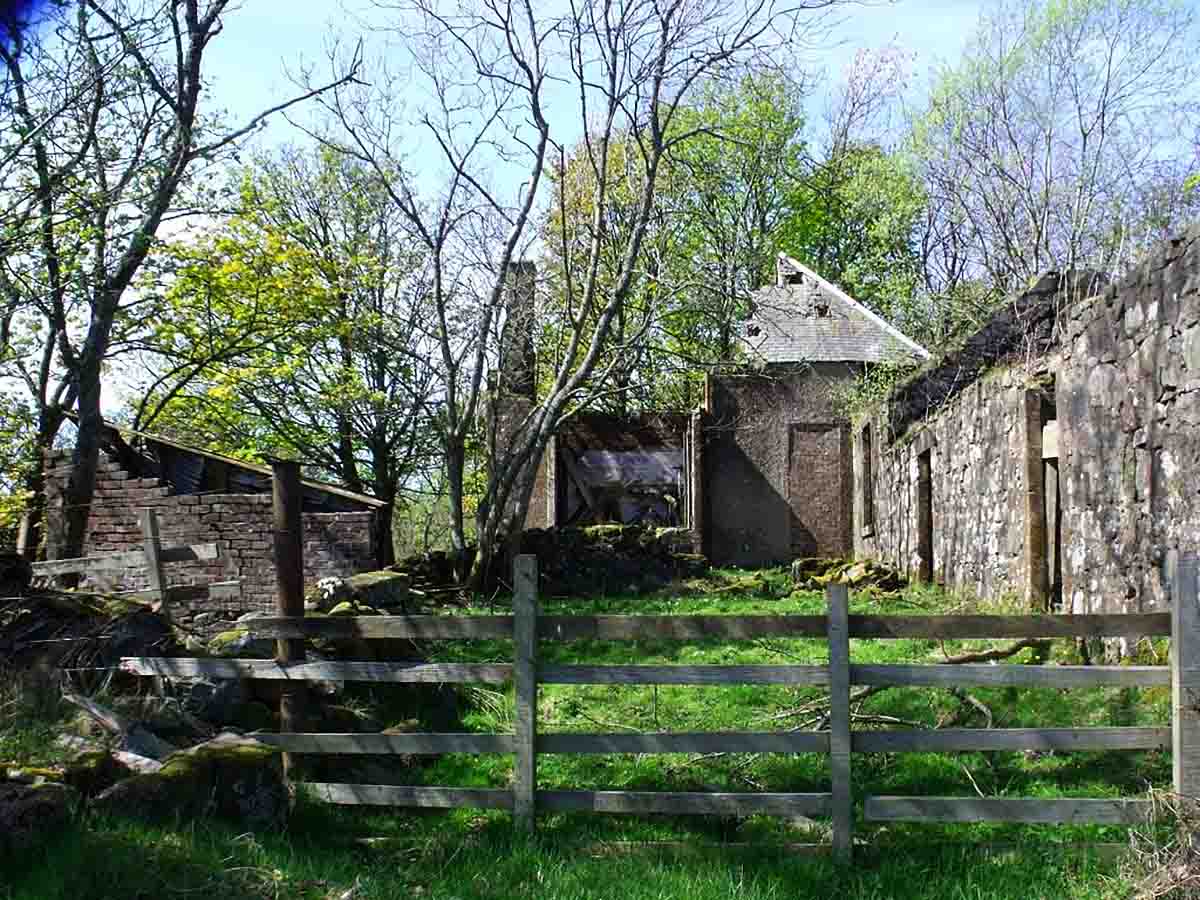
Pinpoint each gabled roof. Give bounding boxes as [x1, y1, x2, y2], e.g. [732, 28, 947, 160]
[741, 254, 929, 365]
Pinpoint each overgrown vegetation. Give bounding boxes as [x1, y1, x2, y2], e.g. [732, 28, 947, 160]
[1, 572, 1178, 898]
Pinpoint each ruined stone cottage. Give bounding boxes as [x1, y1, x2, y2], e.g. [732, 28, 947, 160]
[41, 423, 383, 629]
[855, 226, 1200, 617]
[501, 224, 1200, 617]
[500, 254, 929, 568]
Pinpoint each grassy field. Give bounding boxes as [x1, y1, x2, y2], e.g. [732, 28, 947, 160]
[1, 568, 1173, 899]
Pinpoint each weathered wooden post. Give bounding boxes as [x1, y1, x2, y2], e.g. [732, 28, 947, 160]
[1173, 554, 1200, 800]
[270, 458, 306, 782]
[826, 582, 853, 862]
[513, 554, 539, 832]
[138, 508, 167, 612]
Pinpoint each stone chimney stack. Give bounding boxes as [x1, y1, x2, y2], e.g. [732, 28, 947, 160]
[499, 260, 537, 399]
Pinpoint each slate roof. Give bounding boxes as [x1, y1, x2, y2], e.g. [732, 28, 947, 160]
[741, 255, 929, 364]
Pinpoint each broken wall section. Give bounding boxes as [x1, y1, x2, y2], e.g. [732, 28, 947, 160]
[706, 364, 858, 568]
[855, 224, 1200, 614]
[43, 450, 378, 633]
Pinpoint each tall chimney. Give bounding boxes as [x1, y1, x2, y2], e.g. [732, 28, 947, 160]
[499, 261, 537, 399]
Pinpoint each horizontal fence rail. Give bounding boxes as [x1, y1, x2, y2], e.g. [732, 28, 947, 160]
[121, 553, 1199, 866]
[245, 612, 1173, 641]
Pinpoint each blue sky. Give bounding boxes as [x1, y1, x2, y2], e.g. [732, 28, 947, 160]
[202, 0, 989, 163]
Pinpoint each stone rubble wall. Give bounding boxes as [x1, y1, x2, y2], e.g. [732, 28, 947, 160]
[854, 224, 1200, 614]
[1058, 228, 1200, 614]
[43, 450, 377, 634]
[854, 367, 1032, 602]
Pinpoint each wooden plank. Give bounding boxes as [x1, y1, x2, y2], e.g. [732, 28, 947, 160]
[848, 613, 1170, 639]
[850, 664, 1168, 688]
[853, 727, 1171, 753]
[139, 508, 167, 608]
[270, 459, 306, 783]
[247, 615, 515, 640]
[864, 796, 1152, 825]
[538, 665, 830, 685]
[31, 542, 220, 577]
[537, 732, 829, 754]
[559, 449, 599, 515]
[304, 783, 513, 809]
[827, 583, 852, 863]
[241, 612, 1171, 642]
[253, 733, 516, 754]
[120, 657, 513, 684]
[537, 790, 831, 817]
[513, 554, 538, 832]
[1174, 555, 1200, 797]
[121, 581, 240, 604]
[159, 542, 220, 564]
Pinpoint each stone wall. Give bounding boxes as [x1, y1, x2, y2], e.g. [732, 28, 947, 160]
[43, 450, 377, 632]
[706, 363, 858, 567]
[853, 366, 1036, 601]
[1058, 227, 1200, 615]
[854, 224, 1200, 615]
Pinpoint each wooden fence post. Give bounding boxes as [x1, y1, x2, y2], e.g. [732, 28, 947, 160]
[826, 582, 853, 863]
[138, 508, 167, 612]
[513, 554, 539, 832]
[1173, 554, 1200, 800]
[270, 458, 306, 784]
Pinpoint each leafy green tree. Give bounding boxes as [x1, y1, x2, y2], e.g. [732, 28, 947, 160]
[139, 148, 438, 565]
[912, 0, 1200, 298]
[538, 71, 808, 411]
[0, 1, 354, 561]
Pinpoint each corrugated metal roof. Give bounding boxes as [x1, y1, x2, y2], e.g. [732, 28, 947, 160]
[741, 256, 929, 364]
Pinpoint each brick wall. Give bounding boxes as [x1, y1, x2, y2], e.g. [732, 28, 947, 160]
[43, 450, 378, 632]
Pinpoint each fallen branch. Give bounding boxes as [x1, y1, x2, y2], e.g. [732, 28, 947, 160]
[938, 637, 1048, 664]
[762, 638, 1047, 729]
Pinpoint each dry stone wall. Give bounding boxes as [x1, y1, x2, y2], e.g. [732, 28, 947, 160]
[43, 450, 377, 633]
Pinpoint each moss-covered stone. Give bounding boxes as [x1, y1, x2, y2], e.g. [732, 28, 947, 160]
[326, 601, 380, 617]
[92, 734, 287, 830]
[207, 628, 271, 658]
[0, 781, 76, 855]
[61, 751, 132, 797]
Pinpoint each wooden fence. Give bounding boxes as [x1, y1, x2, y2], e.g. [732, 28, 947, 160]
[120, 553, 1198, 862]
[32, 507, 240, 612]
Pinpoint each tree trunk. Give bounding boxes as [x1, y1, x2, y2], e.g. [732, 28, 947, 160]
[60, 353, 105, 570]
[445, 435, 467, 557]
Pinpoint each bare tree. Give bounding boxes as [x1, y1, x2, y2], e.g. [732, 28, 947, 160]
[0, 1, 357, 560]
[309, 0, 840, 585]
[913, 0, 1200, 298]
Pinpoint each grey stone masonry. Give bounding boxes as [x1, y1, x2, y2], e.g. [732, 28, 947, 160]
[854, 224, 1200, 618]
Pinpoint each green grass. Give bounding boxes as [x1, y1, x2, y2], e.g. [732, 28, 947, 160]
[1, 802, 1137, 899]
[1, 567, 1171, 898]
